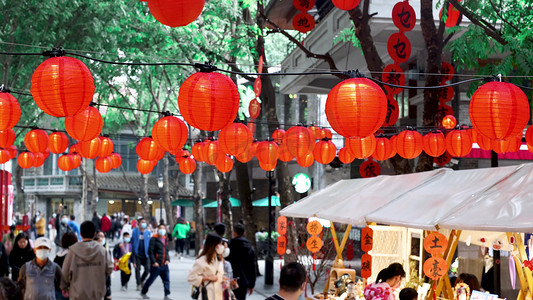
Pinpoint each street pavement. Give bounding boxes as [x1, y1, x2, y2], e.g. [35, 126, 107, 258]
[108, 250, 282, 300]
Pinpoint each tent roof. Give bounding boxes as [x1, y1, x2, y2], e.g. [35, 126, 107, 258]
[280, 163, 533, 232]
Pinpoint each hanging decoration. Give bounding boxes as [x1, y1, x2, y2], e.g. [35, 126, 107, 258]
[423, 232, 448, 281]
[297, 152, 314, 168]
[338, 147, 355, 164]
[439, 0, 463, 28]
[277, 216, 288, 257]
[78, 138, 101, 159]
[360, 158, 380, 178]
[215, 154, 233, 173]
[306, 220, 323, 270]
[98, 137, 114, 157]
[145, 0, 205, 27]
[136, 137, 164, 161]
[360, 226, 373, 279]
[0, 149, 11, 164]
[0, 91, 21, 130]
[137, 159, 155, 174]
[0, 129, 15, 148]
[423, 131, 446, 158]
[292, 0, 315, 33]
[272, 129, 286, 144]
[109, 153, 123, 169]
[64, 106, 103, 141]
[372, 137, 394, 161]
[278, 143, 295, 162]
[152, 116, 188, 153]
[57, 154, 74, 171]
[204, 141, 220, 165]
[32, 153, 46, 168]
[313, 140, 336, 164]
[283, 126, 314, 158]
[95, 157, 112, 173]
[445, 129, 472, 157]
[180, 157, 197, 174]
[256, 141, 279, 167]
[48, 132, 69, 154]
[18, 152, 35, 169]
[347, 135, 376, 159]
[219, 123, 253, 156]
[332, 0, 360, 11]
[434, 151, 452, 167]
[24, 129, 49, 153]
[441, 115, 457, 129]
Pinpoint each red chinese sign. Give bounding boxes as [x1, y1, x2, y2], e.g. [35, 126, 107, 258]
[437, 104, 454, 120]
[382, 64, 405, 95]
[306, 236, 323, 253]
[387, 32, 411, 63]
[360, 159, 381, 178]
[249, 99, 261, 119]
[441, 62, 455, 81]
[392, 1, 416, 32]
[361, 226, 374, 252]
[306, 220, 323, 235]
[423, 232, 448, 256]
[361, 253, 373, 279]
[254, 77, 262, 98]
[277, 216, 287, 235]
[434, 151, 452, 167]
[293, 12, 315, 33]
[438, 86, 454, 103]
[293, 0, 315, 12]
[423, 257, 448, 280]
[277, 235, 288, 255]
[384, 95, 400, 126]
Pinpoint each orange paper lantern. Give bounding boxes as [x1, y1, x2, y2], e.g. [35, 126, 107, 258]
[396, 130, 423, 159]
[191, 141, 207, 162]
[95, 157, 113, 173]
[137, 159, 154, 174]
[7, 145, 17, 159]
[31, 56, 94, 117]
[70, 153, 82, 169]
[256, 141, 279, 166]
[306, 236, 323, 253]
[78, 138, 101, 159]
[32, 153, 45, 168]
[109, 153, 122, 169]
[346, 135, 376, 159]
[180, 157, 197, 174]
[372, 137, 393, 161]
[338, 147, 355, 164]
[204, 141, 220, 165]
[152, 116, 188, 153]
[423, 132, 446, 157]
[278, 143, 295, 162]
[283, 126, 315, 158]
[48, 132, 69, 154]
[445, 130, 472, 157]
[313, 140, 336, 164]
[146, 0, 204, 27]
[297, 152, 314, 167]
[219, 123, 252, 156]
[469, 82, 530, 140]
[64, 106, 103, 141]
[277, 235, 287, 256]
[326, 78, 387, 138]
[235, 146, 254, 163]
[423, 257, 448, 280]
[136, 137, 164, 161]
[24, 129, 49, 153]
[361, 227, 374, 252]
[441, 115, 457, 129]
[0, 129, 15, 148]
[57, 154, 74, 171]
[215, 155, 233, 173]
[259, 160, 276, 171]
[18, 152, 35, 169]
[174, 149, 191, 164]
[423, 232, 448, 256]
[0, 92, 21, 130]
[526, 126, 533, 147]
[277, 216, 288, 235]
[360, 253, 372, 279]
[272, 129, 286, 144]
[178, 72, 239, 131]
[0, 149, 11, 164]
[98, 137, 114, 157]
[307, 220, 323, 235]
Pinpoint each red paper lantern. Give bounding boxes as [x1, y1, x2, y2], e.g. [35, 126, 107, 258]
[250, 141, 260, 157]
[346, 135, 376, 159]
[216, 155, 233, 173]
[152, 116, 188, 153]
[259, 160, 276, 171]
[18, 152, 35, 169]
[272, 129, 286, 144]
[48, 132, 69, 154]
[95, 157, 113, 173]
[292, 13, 315, 33]
[293, 0, 314, 11]
[526, 126, 533, 147]
[297, 153, 314, 167]
[434, 152, 452, 167]
[146, 0, 204, 27]
[109, 153, 122, 169]
[446, 130, 472, 157]
[278, 143, 295, 162]
[441, 115, 457, 129]
[360, 253, 372, 279]
[174, 149, 191, 164]
[372, 137, 393, 161]
[204, 141, 220, 165]
[235, 147, 254, 163]
[338, 147, 355, 164]
[490, 139, 510, 154]
[387, 32, 411, 63]
[396, 130, 423, 159]
[249, 98, 261, 119]
[191, 141, 207, 162]
[321, 128, 333, 139]
[423, 132, 446, 157]
[442, 62, 455, 81]
[256, 141, 279, 166]
[32, 153, 46, 168]
[0, 92, 21, 130]
[180, 157, 197, 174]
[313, 140, 336, 164]
[98, 137, 114, 157]
[41, 149, 50, 160]
[360, 158, 380, 178]
[178, 72, 239, 131]
[392, 1, 416, 31]
[136, 137, 164, 161]
[71, 154, 82, 169]
[64, 106, 103, 141]
[438, 86, 455, 104]
[326, 78, 387, 138]
[69, 143, 79, 154]
[283, 126, 314, 158]
[137, 159, 154, 174]
[219, 123, 252, 156]
[506, 135, 522, 153]
[78, 138, 101, 159]
[469, 82, 530, 140]
[0, 149, 11, 164]
[31, 56, 94, 117]
[332, 0, 360, 11]
[24, 129, 49, 153]
[0, 129, 15, 148]
[7, 145, 17, 159]
[57, 154, 74, 171]
[308, 126, 320, 140]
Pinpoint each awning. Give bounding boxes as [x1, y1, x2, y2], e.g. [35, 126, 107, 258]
[203, 197, 241, 208]
[252, 196, 281, 207]
[280, 163, 533, 233]
[171, 199, 211, 207]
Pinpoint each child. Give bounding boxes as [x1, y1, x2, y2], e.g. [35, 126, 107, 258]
[18, 237, 62, 300]
[114, 232, 133, 291]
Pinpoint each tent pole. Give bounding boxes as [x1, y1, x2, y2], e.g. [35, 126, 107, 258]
[506, 232, 529, 299]
[512, 233, 533, 298]
[434, 230, 461, 299]
[323, 223, 352, 295]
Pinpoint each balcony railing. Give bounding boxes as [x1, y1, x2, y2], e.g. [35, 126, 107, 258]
[21, 175, 82, 193]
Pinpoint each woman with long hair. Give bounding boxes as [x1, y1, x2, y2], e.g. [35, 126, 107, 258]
[364, 263, 406, 300]
[8, 232, 35, 281]
[187, 233, 226, 300]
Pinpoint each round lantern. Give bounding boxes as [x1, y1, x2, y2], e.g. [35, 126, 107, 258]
[0, 149, 11, 164]
[396, 130, 423, 159]
[392, 1, 416, 31]
[313, 140, 337, 164]
[205, 141, 220, 165]
[360, 158, 381, 178]
[256, 141, 279, 166]
[506, 135, 522, 153]
[57, 154, 74, 171]
[292, 12, 315, 33]
[178, 72, 239, 131]
[69, 143, 79, 154]
[526, 126, 533, 147]
[32, 153, 46, 168]
[235, 147, 254, 163]
[308, 126, 320, 140]
[175, 149, 191, 164]
[98, 137, 114, 157]
[78, 138, 101, 159]
[272, 129, 286, 144]
[441, 115, 457, 129]
[136, 137, 164, 161]
[216, 155, 233, 173]
[372, 137, 393, 161]
[219, 123, 252, 156]
[332, 0, 360, 11]
[95, 157, 113, 173]
[423, 132, 446, 157]
[180, 157, 197, 174]
[152, 116, 188, 152]
[250, 141, 260, 157]
[70, 153, 82, 169]
[191, 141, 207, 162]
[48, 132, 69, 154]
[0, 92, 21, 130]
[446, 130, 473, 157]
[326, 78, 387, 138]
[7, 145, 17, 159]
[346, 135, 376, 159]
[469, 81, 530, 140]
[283, 126, 314, 158]
[259, 160, 276, 171]
[338, 147, 355, 164]
[24, 129, 49, 153]
[108, 153, 122, 169]
[0, 129, 15, 148]
[297, 153, 314, 167]
[321, 128, 333, 139]
[147, 0, 205, 27]
[18, 152, 35, 169]
[137, 159, 154, 174]
[41, 149, 50, 160]
[490, 139, 511, 154]
[64, 106, 103, 141]
[278, 143, 294, 162]
[31, 56, 94, 117]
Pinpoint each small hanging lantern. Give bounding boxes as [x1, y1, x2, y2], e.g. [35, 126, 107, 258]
[204, 141, 220, 165]
[109, 153, 122, 169]
[95, 157, 113, 173]
[445, 129, 472, 157]
[396, 130, 423, 159]
[0, 129, 16, 148]
[98, 137, 114, 157]
[146, 0, 205, 27]
[423, 132, 446, 157]
[48, 132, 69, 154]
[180, 157, 197, 174]
[272, 129, 286, 144]
[57, 154, 75, 171]
[441, 115, 457, 129]
[18, 152, 35, 169]
[215, 154, 233, 173]
[152, 116, 188, 153]
[78, 138, 101, 159]
[372, 137, 393, 161]
[332, 0, 360, 11]
[278, 143, 295, 162]
[283, 126, 314, 158]
[32, 153, 46, 168]
[235, 146, 254, 163]
[136, 137, 165, 161]
[0, 92, 21, 130]
[219, 123, 253, 156]
[337, 147, 355, 164]
[292, 13, 315, 33]
[64, 106, 103, 141]
[360, 158, 380, 178]
[313, 140, 337, 164]
[24, 129, 49, 153]
[137, 159, 154, 174]
[346, 135, 376, 159]
[256, 141, 279, 166]
[296, 152, 314, 167]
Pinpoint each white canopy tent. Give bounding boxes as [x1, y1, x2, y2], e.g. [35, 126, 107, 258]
[280, 163, 533, 233]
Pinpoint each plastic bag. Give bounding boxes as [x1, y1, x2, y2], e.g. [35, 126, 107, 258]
[118, 252, 132, 274]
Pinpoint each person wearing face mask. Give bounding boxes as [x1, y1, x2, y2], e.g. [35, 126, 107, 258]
[55, 214, 74, 249]
[140, 224, 172, 300]
[35, 211, 46, 238]
[9, 232, 35, 281]
[132, 218, 152, 291]
[363, 263, 406, 300]
[18, 237, 62, 300]
[113, 232, 133, 291]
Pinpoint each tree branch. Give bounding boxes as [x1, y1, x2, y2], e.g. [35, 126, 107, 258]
[488, 0, 521, 34]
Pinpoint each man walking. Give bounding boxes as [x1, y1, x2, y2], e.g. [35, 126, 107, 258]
[264, 262, 306, 300]
[61, 221, 113, 300]
[140, 224, 171, 300]
[67, 215, 81, 241]
[132, 218, 152, 291]
[55, 214, 72, 248]
[227, 223, 257, 300]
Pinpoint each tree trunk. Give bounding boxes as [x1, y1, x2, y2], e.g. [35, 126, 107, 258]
[235, 161, 256, 248]
[193, 162, 205, 255]
[13, 163, 25, 214]
[218, 170, 233, 239]
[163, 154, 174, 229]
[141, 174, 151, 220]
[90, 162, 98, 220]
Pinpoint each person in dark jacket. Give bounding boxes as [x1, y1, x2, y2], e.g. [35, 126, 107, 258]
[140, 224, 171, 300]
[55, 214, 73, 248]
[53, 231, 77, 300]
[227, 223, 257, 300]
[92, 212, 101, 231]
[0, 242, 9, 277]
[132, 218, 152, 291]
[9, 232, 35, 281]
